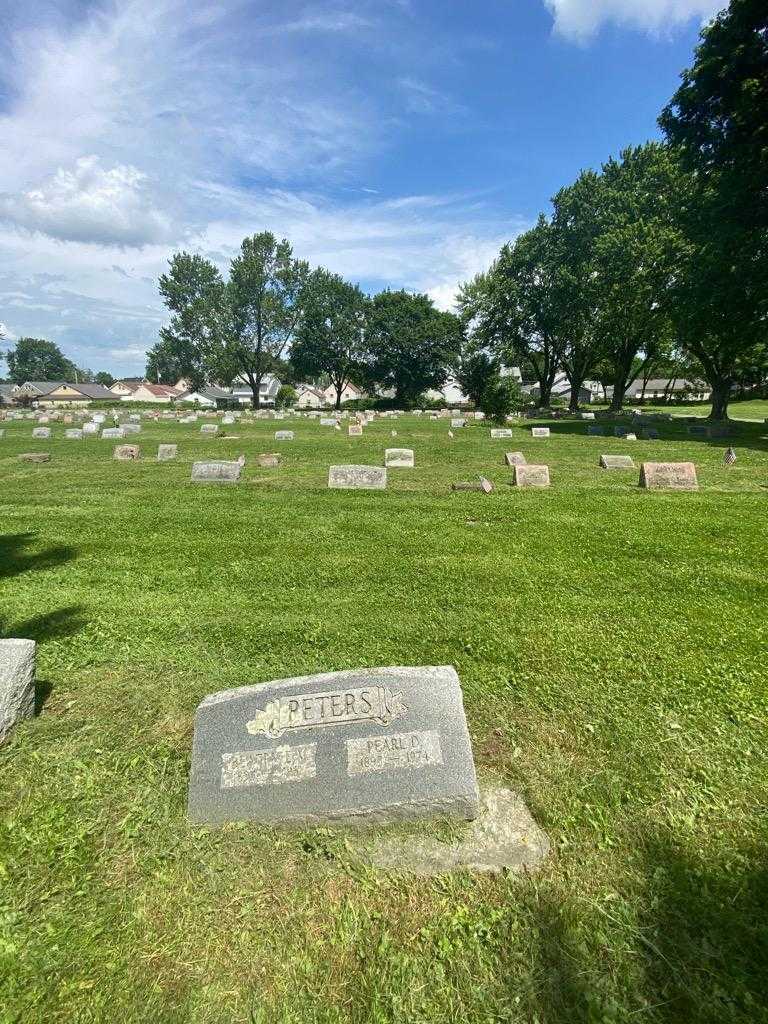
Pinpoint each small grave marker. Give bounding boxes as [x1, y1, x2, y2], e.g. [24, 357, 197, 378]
[188, 665, 479, 827]
[328, 465, 387, 490]
[512, 464, 550, 488]
[490, 428, 513, 439]
[114, 445, 140, 460]
[600, 454, 635, 470]
[639, 462, 698, 491]
[384, 448, 414, 468]
[504, 452, 526, 466]
[275, 430, 294, 441]
[157, 444, 178, 461]
[191, 459, 244, 483]
[531, 427, 550, 438]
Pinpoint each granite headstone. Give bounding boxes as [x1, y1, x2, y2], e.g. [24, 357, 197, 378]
[328, 465, 387, 490]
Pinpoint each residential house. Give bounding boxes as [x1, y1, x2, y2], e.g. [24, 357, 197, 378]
[176, 386, 233, 409]
[13, 381, 115, 406]
[295, 385, 327, 409]
[123, 382, 179, 403]
[230, 374, 280, 406]
[624, 378, 711, 402]
[109, 377, 145, 398]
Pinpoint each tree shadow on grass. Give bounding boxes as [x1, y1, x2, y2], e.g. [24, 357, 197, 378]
[0, 532, 78, 581]
[529, 833, 768, 1023]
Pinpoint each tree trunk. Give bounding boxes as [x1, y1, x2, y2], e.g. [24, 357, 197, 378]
[708, 379, 730, 421]
[569, 386, 581, 414]
[609, 358, 634, 412]
[334, 379, 343, 410]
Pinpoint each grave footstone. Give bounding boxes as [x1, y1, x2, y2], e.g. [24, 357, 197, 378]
[328, 465, 387, 490]
[32, 427, 50, 439]
[275, 430, 294, 441]
[384, 449, 414, 468]
[19, 453, 50, 463]
[157, 444, 178, 461]
[191, 460, 244, 483]
[348, 425, 363, 437]
[451, 481, 484, 491]
[531, 427, 550, 438]
[188, 665, 480, 827]
[0, 639, 36, 745]
[639, 462, 698, 490]
[600, 455, 635, 470]
[490, 428, 513, 439]
[258, 453, 281, 468]
[114, 445, 140, 460]
[512, 464, 550, 488]
[504, 452, 526, 466]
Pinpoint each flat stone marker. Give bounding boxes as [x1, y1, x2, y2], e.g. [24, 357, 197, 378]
[157, 444, 178, 461]
[531, 427, 550, 438]
[504, 451, 526, 466]
[587, 425, 605, 436]
[490, 428, 513, 438]
[114, 444, 140, 460]
[275, 430, 294, 441]
[348, 425, 363, 436]
[0, 639, 36, 745]
[357, 787, 550, 876]
[101, 427, 124, 439]
[450, 418, 466, 428]
[191, 460, 244, 483]
[19, 453, 50, 463]
[384, 448, 414, 468]
[600, 454, 635, 470]
[258, 453, 281, 468]
[451, 481, 484, 492]
[639, 461, 698, 491]
[188, 665, 480, 827]
[83, 423, 99, 435]
[512, 464, 550, 488]
[32, 427, 50, 439]
[64, 429, 83, 440]
[328, 465, 386, 490]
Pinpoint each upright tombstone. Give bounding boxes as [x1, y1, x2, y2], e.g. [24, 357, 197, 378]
[64, 429, 83, 440]
[348, 425, 363, 437]
[504, 452, 526, 466]
[600, 454, 635, 470]
[328, 465, 387, 490]
[0, 639, 36, 745]
[490, 428, 513, 439]
[384, 448, 414, 468]
[32, 427, 50, 439]
[188, 665, 479, 827]
[101, 427, 124, 440]
[320, 418, 338, 427]
[512, 464, 550, 488]
[450, 418, 466, 428]
[114, 445, 140, 460]
[639, 462, 698, 491]
[191, 459, 244, 483]
[157, 444, 178, 461]
[531, 427, 550, 438]
[201, 424, 219, 436]
[275, 430, 294, 441]
[83, 422, 99, 436]
[122, 423, 141, 435]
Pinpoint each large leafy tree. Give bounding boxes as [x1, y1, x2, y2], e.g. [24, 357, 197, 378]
[573, 144, 682, 412]
[659, 0, 768, 419]
[212, 233, 310, 409]
[364, 290, 462, 407]
[461, 221, 562, 408]
[150, 252, 223, 388]
[6, 337, 76, 384]
[290, 269, 367, 409]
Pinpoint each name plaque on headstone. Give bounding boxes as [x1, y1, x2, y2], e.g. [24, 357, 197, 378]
[188, 665, 479, 826]
[639, 462, 698, 491]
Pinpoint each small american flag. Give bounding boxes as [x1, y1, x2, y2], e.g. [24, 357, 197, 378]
[724, 447, 737, 467]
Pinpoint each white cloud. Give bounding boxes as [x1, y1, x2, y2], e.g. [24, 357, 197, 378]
[0, 156, 174, 246]
[544, 0, 722, 41]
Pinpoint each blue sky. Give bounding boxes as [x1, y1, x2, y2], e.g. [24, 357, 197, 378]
[0, 0, 721, 376]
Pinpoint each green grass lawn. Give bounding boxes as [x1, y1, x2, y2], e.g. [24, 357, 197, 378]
[592, 397, 768, 421]
[1, 411, 767, 1024]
